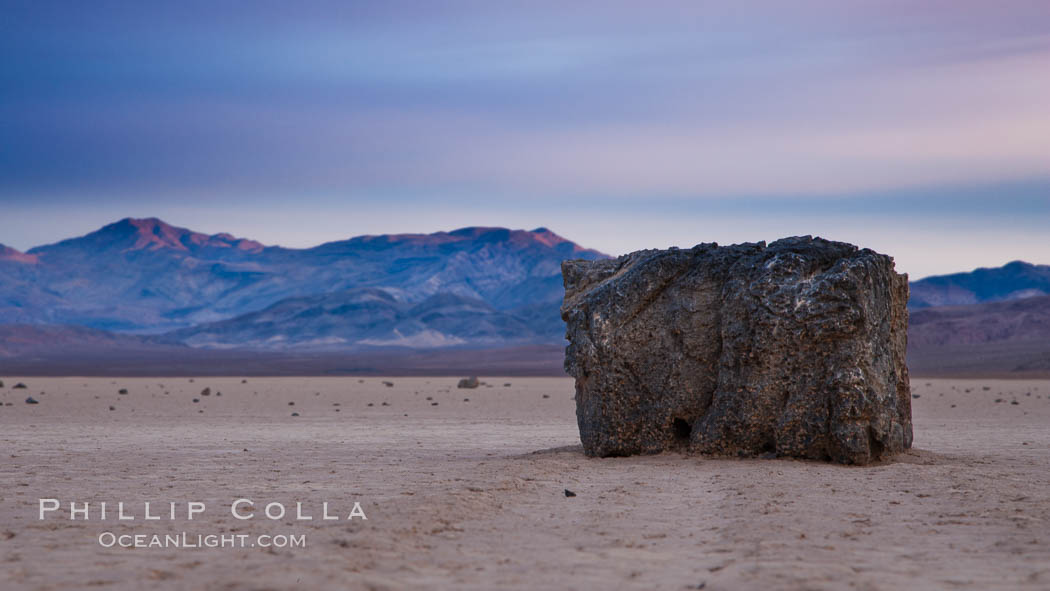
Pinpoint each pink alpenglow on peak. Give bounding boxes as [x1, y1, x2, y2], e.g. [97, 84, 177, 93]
[29, 217, 265, 257]
[0, 244, 38, 264]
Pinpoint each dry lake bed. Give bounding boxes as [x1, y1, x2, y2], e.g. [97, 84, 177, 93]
[1, 377, 1049, 590]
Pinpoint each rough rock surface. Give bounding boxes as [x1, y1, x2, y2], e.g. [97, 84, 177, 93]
[561, 236, 911, 464]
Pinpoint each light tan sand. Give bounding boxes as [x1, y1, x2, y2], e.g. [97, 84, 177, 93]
[1, 377, 1049, 590]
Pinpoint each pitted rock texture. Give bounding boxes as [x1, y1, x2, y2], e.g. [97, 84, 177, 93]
[561, 236, 911, 465]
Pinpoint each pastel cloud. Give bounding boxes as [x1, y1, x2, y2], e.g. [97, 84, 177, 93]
[1, 0, 1047, 277]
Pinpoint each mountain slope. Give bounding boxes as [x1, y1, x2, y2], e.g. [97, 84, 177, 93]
[909, 261, 1050, 309]
[0, 218, 608, 339]
[0, 324, 181, 357]
[907, 294, 1050, 376]
[172, 288, 559, 350]
[909, 294, 1050, 347]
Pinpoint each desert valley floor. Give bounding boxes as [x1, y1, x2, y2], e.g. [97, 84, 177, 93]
[1, 376, 1049, 590]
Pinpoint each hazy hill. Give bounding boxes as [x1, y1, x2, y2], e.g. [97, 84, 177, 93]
[907, 294, 1050, 377]
[0, 217, 607, 345]
[909, 261, 1050, 309]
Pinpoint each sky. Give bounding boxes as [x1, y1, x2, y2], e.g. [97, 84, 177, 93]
[1, 0, 1048, 279]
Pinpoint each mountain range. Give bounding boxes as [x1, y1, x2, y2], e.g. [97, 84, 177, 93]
[0, 217, 606, 348]
[2, 217, 1049, 376]
[909, 261, 1050, 309]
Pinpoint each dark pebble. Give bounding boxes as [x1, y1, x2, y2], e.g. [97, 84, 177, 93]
[13, 383, 27, 389]
[25, 397, 38, 404]
[118, 389, 128, 395]
[291, 412, 300, 417]
[109, 406, 115, 411]
[564, 489, 576, 498]
[192, 398, 200, 403]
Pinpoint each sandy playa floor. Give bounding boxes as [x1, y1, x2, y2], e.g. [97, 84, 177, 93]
[1, 377, 1049, 590]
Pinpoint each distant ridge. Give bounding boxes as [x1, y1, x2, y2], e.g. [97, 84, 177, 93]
[0, 217, 608, 345]
[909, 261, 1050, 309]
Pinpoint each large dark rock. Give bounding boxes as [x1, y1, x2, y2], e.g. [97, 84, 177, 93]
[561, 236, 911, 465]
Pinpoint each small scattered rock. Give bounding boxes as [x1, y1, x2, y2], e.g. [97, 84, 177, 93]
[216, 391, 222, 397]
[912, 394, 920, 399]
[367, 403, 374, 407]
[431, 402, 439, 406]
[288, 402, 295, 406]
[192, 398, 200, 403]
[457, 377, 480, 389]
[241, 379, 248, 383]
[542, 394, 550, 399]
[109, 406, 116, 411]
[564, 489, 577, 498]
[13, 383, 27, 389]
[1011, 400, 1019, 405]
[118, 388, 128, 395]
[504, 383, 512, 387]
[291, 412, 300, 417]
[463, 398, 470, 402]
[25, 397, 38, 404]
[201, 388, 211, 396]
[381, 402, 390, 406]
[383, 381, 394, 387]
